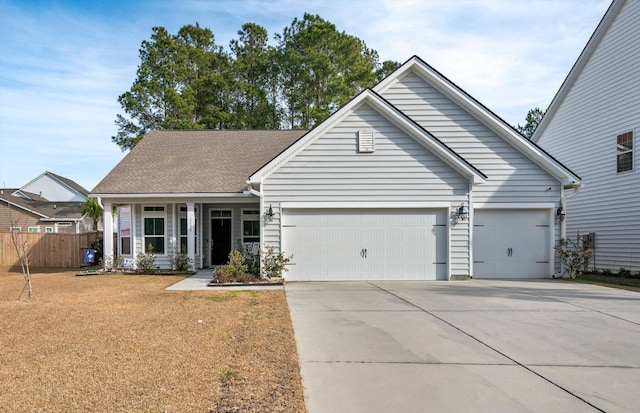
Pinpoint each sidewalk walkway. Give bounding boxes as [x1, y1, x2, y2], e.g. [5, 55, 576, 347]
[165, 269, 283, 291]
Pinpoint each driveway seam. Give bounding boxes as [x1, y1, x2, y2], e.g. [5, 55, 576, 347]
[370, 282, 607, 413]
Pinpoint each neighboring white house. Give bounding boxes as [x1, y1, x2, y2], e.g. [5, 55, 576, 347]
[1, 171, 94, 233]
[533, 0, 639, 273]
[92, 56, 580, 280]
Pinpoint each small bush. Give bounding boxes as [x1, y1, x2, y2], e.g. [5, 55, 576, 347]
[260, 245, 292, 279]
[136, 244, 157, 274]
[554, 234, 591, 279]
[618, 267, 632, 277]
[237, 241, 260, 277]
[602, 268, 612, 276]
[170, 247, 193, 272]
[214, 250, 258, 283]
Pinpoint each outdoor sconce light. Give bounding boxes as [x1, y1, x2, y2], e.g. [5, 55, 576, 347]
[556, 206, 565, 221]
[457, 204, 468, 221]
[265, 204, 275, 221]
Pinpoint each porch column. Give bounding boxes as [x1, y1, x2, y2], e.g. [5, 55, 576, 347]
[186, 202, 196, 266]
[103, 202, 114, 268]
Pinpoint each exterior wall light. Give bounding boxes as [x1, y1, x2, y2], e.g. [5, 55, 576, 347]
[556, 206, 565, 221]
[457, 204, 468, 221]
[265, 204, 275, 221]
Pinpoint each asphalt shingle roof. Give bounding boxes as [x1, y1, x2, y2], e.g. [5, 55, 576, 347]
[0, 189, 84, 220]
[92, 130, 308, 194]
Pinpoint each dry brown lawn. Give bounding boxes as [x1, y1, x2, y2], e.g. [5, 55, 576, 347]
[0, 268, 305, 412]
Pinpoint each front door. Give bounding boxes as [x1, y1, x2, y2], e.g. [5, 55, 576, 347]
[211, 210, 232, 265]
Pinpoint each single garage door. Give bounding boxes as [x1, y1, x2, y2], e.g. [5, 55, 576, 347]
[473, 209, 552, 278]
[282, 209, 447, 281]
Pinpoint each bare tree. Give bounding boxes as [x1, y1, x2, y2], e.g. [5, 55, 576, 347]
[6, 205, 33, 299]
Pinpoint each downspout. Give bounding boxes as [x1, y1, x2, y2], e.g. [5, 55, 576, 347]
[246, 180, 264, 274]
[554, 182, 580, 278]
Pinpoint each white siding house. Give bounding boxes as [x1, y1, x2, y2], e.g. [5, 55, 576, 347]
[533, 0, 640, 273]
[94, 57, 580, 280]
[250, 58, 579, 281]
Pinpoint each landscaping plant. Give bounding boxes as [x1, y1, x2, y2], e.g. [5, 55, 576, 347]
[554, 233, 591, 278]
[135, 244, 157, 274]
[170, 247, 193, 272]
[260, 245, 292, 279]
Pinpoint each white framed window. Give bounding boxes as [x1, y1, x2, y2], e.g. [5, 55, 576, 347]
[179, 206, 198, 253]
[58, 222, 72, 227]
[45, 227, 54, 233]
[617, 131, 634, 173]
[28, 226, 40, 232]
[119, 205, 132, 255]
[143, 205, 166, 254]
[10, 227, 21, 232]
[242, 210, 260, 244]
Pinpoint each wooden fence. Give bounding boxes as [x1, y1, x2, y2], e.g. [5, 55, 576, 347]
[0, 231, 102, 268]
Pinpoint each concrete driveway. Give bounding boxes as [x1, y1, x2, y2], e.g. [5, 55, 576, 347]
[285, 280, 640, 413]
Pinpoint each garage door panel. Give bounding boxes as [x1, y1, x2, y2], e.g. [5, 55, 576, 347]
[283, 209, 447, 281]
[474, 209, 551, 279]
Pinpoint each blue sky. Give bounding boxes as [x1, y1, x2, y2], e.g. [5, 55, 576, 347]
[0, 0, 611, 191]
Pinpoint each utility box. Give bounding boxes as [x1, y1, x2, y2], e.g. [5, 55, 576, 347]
[582, 233, 596, 249]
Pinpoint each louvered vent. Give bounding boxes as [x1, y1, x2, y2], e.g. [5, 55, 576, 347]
[358, 130, 375, 153]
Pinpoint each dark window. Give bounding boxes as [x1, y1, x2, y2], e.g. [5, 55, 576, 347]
[617, 131, 634, 173]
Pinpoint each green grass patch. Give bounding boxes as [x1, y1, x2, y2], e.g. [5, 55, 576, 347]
[204, 291, 240, 302]
[573, 274, 640, 292]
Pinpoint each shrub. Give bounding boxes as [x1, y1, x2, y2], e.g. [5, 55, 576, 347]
[136, 244, 157, 274]
[602, 268, 612, 276]
[170, 247, 193, 272]
[554, 234, 591, 279]
[260, 245, 292, 279]
[618, 267, 631, 277]
[237, 241, 260, 277]
[214, 250, 257, 283]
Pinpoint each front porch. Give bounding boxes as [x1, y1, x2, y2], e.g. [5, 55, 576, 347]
[101, 199, 266, 270]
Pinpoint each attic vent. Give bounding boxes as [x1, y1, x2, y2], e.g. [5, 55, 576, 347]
[358, 130, 375, 153]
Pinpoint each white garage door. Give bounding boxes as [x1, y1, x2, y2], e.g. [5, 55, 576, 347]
[282, 209, 447, 281]
[473, 209, 552, 278]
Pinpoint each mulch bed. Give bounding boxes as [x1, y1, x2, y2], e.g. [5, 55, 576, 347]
[0, 268, 305, 412]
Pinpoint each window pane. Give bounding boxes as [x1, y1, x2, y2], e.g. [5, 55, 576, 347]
[144, 236, 164, 254]
[180, 218, 187, 234]
[144, 218, 154, 235]
[121, 237, 131, 255]
[154, 218, 164, 235]
[617, 132, 633, 151]
[617, 152, 633, 173]
[243, 220, 260, 237]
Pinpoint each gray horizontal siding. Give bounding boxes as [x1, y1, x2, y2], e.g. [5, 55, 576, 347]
[537, 0, 640, 271]
[382, 73, 561, 205]
[263, 103, 471, 276]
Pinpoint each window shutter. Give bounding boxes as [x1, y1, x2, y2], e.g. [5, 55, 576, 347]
[358, 130, 375, 153]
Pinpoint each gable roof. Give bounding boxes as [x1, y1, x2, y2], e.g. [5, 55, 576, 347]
[21, 171, 89, 200]
[375, 56, 581, 185]
[0, 189, 85, 221]
[250, 89, 487, 185]
[92, 130, 307, 196]
[531, 0, 626, 142]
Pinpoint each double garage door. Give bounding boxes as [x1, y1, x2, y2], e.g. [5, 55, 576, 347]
[282, 209, 448, 281]
[473, 209, 552, 278]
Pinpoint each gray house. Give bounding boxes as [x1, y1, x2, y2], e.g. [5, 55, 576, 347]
[533, 0, 639, 273]
[1, 171, 94, 233]
[92, 56, 580, 280]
